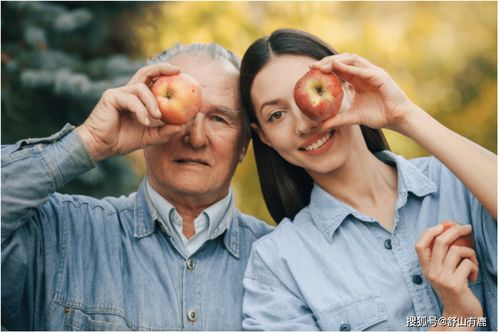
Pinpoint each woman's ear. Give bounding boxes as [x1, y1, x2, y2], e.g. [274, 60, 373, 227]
[250, 123, 272, 147]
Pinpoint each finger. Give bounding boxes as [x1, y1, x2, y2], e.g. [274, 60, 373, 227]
[332, 61, 380, 84]
[145, 124, 185, 145]
[311, 53, 373, 70]
[445, 245, 479, 269]
[128, 63, 180, 85]
[415, 224, 445, 271]
[455, 258, 479, 283]
[320, 109, 361, 130]
[150, 118, 166, 127]
[114, 92, 152, 127]
[123, 83, 162, 119]
[330, 53, 374, 68]
[309, 55, 335, 73]
[431, 224, 473, 268]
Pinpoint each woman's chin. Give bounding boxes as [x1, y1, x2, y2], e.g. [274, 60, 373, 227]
[304, 161, 341, 176]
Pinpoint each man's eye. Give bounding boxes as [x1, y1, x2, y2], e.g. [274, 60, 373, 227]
[209, 115, 227, 123]
[268, 111, 285, 122]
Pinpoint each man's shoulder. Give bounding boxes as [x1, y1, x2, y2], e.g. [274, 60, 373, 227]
[234, 210, 274, 239]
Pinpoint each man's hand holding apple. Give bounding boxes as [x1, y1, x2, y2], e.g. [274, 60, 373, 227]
[75, 63, 201, 162]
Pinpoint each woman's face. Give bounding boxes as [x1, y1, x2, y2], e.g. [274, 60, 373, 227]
[250, 54, 360, 175]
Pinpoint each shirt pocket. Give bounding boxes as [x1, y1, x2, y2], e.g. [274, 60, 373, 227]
[313, 295, 392, 331]
[64, 307, 132, 331]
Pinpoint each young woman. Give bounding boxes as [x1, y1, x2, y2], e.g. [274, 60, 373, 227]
[239, 28, 496, 331]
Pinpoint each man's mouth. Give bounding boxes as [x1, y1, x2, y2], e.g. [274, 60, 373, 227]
[174, 158, 210, 166]
[299, 129, 335, 152]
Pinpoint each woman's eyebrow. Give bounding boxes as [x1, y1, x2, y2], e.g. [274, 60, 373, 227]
[259, 99, 281, 114]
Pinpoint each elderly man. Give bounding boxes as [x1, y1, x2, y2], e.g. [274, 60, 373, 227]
[1, 43, 272, 331]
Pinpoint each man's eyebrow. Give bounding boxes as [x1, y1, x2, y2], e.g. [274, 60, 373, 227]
[259, 99, 280, 115]
[212, 106, 241, 117]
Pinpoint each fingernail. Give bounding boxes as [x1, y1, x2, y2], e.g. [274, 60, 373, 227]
[155, 108, 162, 118]
[145, 118, 150, 126]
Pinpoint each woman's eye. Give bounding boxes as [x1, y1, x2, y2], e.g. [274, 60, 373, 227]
[268, 111, 285, 122]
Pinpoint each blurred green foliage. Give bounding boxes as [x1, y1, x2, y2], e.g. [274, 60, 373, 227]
[1, 2, 148, 197]
[2, 2, 496, 225]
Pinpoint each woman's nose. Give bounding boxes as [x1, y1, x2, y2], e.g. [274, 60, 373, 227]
[294, 107, 320, 136]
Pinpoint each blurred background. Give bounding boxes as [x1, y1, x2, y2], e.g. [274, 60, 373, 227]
[2, 1, 496, 225]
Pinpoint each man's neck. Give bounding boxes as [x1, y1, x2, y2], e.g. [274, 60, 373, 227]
[147, 178, 228, 238]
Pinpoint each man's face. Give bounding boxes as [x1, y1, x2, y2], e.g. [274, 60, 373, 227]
[144, 54, 247, 204]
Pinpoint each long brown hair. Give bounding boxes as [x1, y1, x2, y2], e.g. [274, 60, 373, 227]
[240, 28, 390, 224]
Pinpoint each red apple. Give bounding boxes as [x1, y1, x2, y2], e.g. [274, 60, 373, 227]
[430, 221, 475, 250]
[151, 73, 202, 125]
[293, 69, 344, 121]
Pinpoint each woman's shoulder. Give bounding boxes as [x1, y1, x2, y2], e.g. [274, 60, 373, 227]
[407, 155, 464, 187]
[251, 207, 314, 254]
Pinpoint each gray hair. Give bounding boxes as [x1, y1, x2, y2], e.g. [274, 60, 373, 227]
[149, 43, 240, 70]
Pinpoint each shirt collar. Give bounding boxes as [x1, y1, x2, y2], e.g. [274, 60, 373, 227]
[145, 179, 232, 240]
[309, 150, 437, 241]
[133, 179, 240, 259]
[133, 179, 158, 238]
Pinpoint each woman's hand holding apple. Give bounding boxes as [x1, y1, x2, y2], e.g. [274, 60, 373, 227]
[75, 63, 187, 162]
[415, 222, 483, 330]
[308, 53, 423, 135]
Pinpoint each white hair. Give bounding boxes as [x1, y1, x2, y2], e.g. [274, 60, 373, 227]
[149, 43, 240, 70]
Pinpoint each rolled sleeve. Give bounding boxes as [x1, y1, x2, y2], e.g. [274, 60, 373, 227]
[1, 124, 95, 233]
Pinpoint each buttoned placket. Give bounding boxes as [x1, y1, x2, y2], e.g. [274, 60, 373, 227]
[157, 217, 202, 329]
[389, 197, 441, 322]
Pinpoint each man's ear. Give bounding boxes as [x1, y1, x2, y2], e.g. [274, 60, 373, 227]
[250, 123, 272, 147]
[238, 145, 247, 163]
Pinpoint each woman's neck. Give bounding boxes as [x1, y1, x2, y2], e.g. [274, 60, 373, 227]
[309, 144, 398, 227]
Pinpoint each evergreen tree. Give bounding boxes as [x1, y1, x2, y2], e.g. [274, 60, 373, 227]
[1, 2, 156, 197]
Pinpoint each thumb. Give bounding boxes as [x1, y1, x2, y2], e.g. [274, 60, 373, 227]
[320, 109, 360, 130]
[144, 124, 185, 145]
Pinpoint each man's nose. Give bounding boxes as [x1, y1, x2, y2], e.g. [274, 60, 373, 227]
[183, 112, 208, 149]
[294, 107, 319, 136]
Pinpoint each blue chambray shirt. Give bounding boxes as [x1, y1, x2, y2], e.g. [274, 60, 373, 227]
[1, 124, 273, 331]
[243, 151, 496, 331]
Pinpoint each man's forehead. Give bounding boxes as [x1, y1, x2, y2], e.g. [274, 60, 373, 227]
[168, 53, 240, 109]
[168, 53, 239, 77]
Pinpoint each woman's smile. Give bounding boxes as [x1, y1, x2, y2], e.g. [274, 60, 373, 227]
[299, 129, 335, 156]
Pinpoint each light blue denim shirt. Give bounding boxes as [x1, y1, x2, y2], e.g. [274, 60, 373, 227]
[243, 151, 496, 331]
[1, 124, 273, 331]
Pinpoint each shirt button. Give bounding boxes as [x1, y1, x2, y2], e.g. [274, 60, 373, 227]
[384, 239, 392, 250]
[187, 310, 197, 322]
[412, 274, 423, 285]
[186, 258, 195, 271]
[340, 323, 351, 331]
